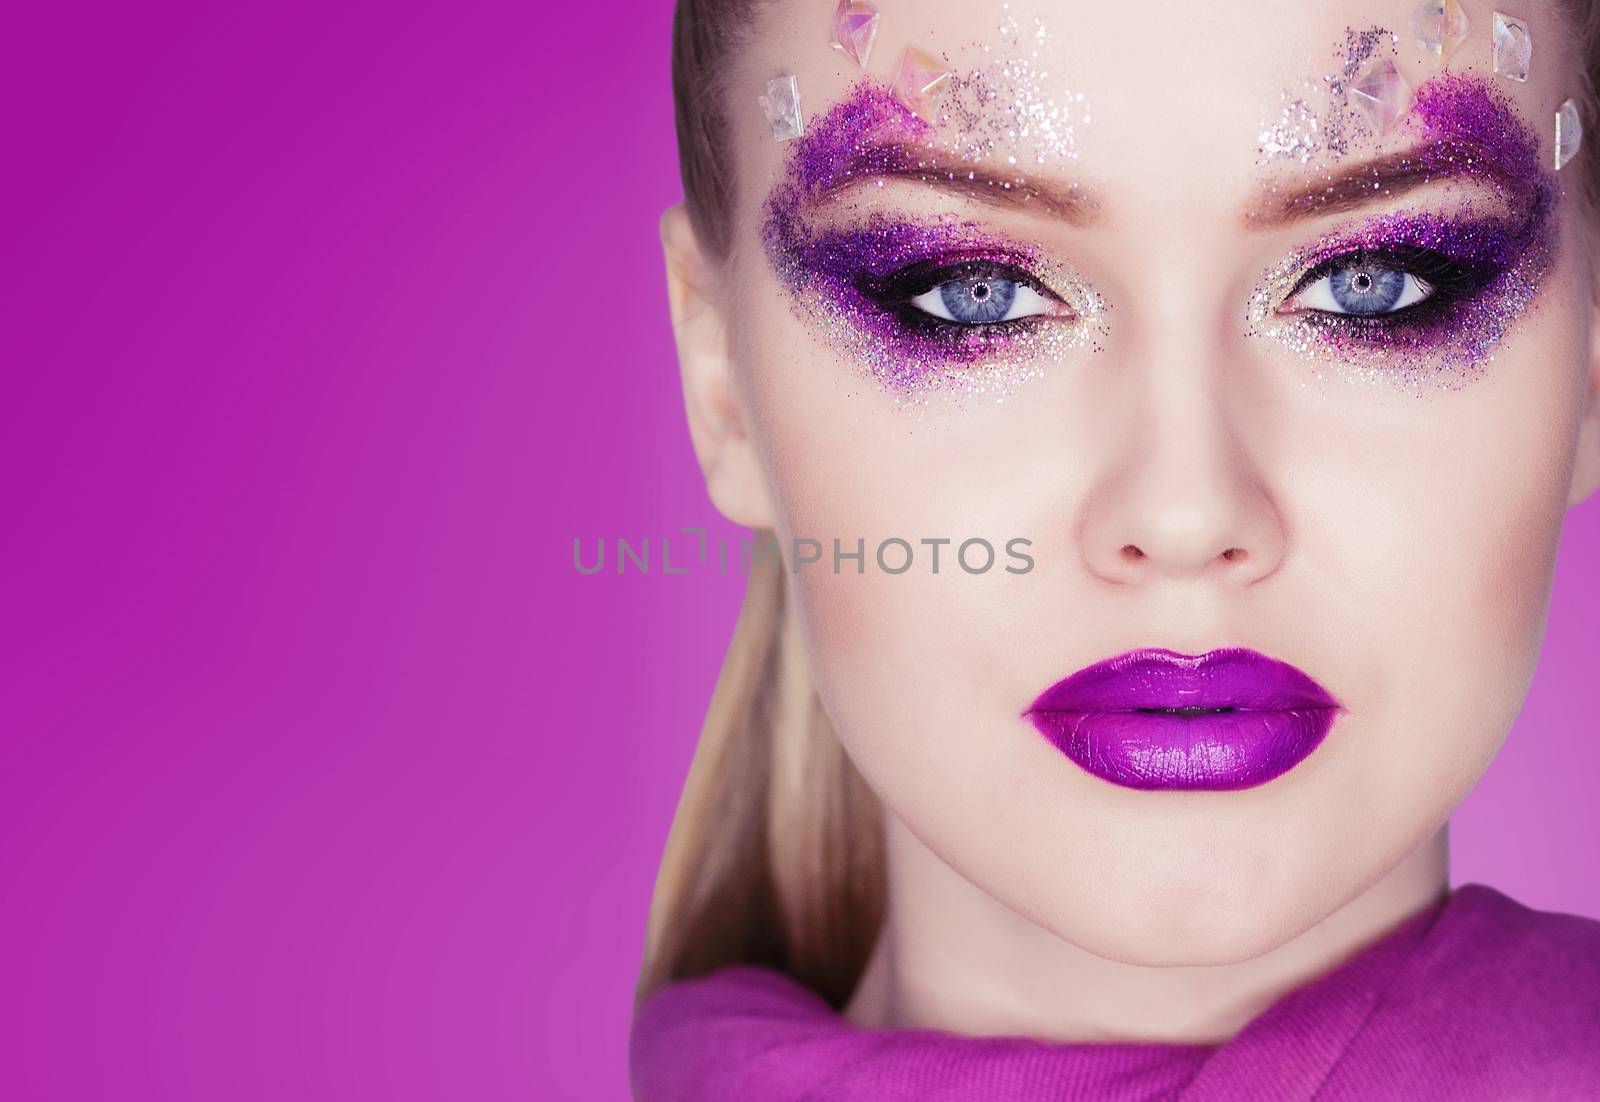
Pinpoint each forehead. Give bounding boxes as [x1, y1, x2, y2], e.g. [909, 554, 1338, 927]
[733, 0, 1569, 215]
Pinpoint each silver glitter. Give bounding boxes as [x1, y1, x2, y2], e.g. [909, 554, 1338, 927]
[792, 227, 1109, 415]
[1259, 96, 1321, 163]
[784, 4, 1101, 415]
[1258, 28, 1400, 165]
[1323, 28, 1399, 156]
[1242, 202, 1551, 396]
[934, 4, 1088, 176]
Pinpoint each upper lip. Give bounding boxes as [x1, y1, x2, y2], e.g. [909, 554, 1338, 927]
[1027, 647, 1342, 714]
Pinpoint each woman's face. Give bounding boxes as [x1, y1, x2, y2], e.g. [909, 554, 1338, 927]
[680, 0, 1600, 964]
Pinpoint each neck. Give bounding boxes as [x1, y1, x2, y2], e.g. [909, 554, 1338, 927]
[842, 814, 1449, 1044]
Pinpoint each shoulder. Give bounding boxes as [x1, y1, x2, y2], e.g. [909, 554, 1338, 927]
[1357, 883, 1600, 1096]
[1244, 885, 1600, 1101]
[1438, 883, 1600, 990]
[633, 963, 835, 1029]
[629, 966, 845, 1101]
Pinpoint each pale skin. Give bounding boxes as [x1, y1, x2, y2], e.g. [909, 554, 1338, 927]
[664, 0, 1600, 1044]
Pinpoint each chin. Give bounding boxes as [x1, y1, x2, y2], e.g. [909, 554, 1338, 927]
[1045, 861, 1333, 968]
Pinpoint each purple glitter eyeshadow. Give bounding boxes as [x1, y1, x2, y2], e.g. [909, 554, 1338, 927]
[1410, 74, 1550, 194]
[760, 82, 1103, 406]
[1250, 75, 1559, 392]
[769, 215, 1038, 364]
[763, 60, 1557, 404]
[775, 82, 931, 196]
[768, 212, 1073, 384]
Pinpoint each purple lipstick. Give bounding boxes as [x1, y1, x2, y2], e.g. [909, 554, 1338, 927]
[1025, 648, 1344, 790]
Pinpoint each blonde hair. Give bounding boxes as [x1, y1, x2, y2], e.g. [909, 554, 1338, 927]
[635, 0, 887, 1012]
[634, 538, 884, 1010]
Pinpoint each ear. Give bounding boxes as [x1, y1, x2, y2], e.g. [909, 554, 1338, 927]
[661, 204, 777, 530]
[1569, 285, 1600, 508]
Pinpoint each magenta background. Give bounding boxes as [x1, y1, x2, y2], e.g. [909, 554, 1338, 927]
[0, 4, 1595, 1099]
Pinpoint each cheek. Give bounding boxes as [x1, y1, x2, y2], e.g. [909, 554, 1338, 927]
[751, 415, 1001, 721]
[724, 229, 1590, 964]
[1429, 366, 1577, 740]
[1311, 333, 1585, 819]
[731, 310, 1031, 775]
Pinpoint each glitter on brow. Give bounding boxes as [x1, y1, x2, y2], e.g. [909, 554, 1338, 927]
[759, 81, 1104, 410]
[941, 4, 1086, 171]
[1245, 77, 1559, 394]
[760, 2, 1094, 237]
[1258, 26, 1399, 165]
[755, 5, 1102, 411]
[1264, 73, 1552, 222]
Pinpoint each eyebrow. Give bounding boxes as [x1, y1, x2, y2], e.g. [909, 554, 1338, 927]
[1244, 136, 1533, 227]
[797, 135, 1531, 232]
[802, 145, 1101, 226]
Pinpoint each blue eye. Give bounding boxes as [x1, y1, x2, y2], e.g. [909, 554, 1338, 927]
[1293, 262, 1432, 316]
[909, 276, 1054, 325]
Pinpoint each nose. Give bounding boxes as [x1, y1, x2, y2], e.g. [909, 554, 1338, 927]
[1078, 353, 1287, 588]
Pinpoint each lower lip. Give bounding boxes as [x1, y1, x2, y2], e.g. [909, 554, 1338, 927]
[1027, 707, 1340, 791]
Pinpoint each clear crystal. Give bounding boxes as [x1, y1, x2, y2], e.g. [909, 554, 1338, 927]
[829, 0, 879, 70]
[1349, 58, 1408, 136]
[1411, 0, 1470, 64]
[758, 74, 804, 141]
[893, 47, 951, 123]
[1491, 12, 1532, 81]
[1556, 97, 1582, 171]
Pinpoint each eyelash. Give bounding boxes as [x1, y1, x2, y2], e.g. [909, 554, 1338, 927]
[1278, 244, 1499, 335]
[856, 258, 1072, 338]
[843, 237, 1505, 355]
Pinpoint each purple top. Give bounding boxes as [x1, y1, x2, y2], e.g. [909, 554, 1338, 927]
[630, 884, 1600, 1100]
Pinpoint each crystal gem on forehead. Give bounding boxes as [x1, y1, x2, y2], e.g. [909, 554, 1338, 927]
[1349, 57, 1409, 136]
[1556, 97, 1582, 170]
[1490, 12, 1532, 82]
[758, 74, 804, 141]
[893, 47, 951, 122]
[1411, 0, 1471, 65]
[829, 0, 879, 70]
